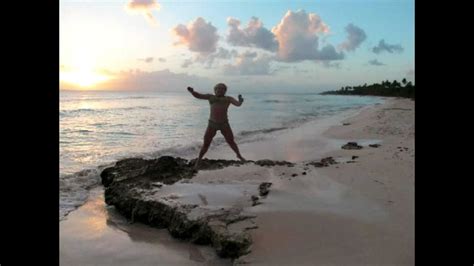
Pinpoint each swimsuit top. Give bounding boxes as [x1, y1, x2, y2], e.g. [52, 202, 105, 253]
[209, 95, 230, 106]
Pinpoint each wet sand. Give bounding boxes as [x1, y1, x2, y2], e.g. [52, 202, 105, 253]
[60, 188, 232, 266]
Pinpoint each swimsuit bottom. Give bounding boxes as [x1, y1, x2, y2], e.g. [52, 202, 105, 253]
[208, 119, 229, 131]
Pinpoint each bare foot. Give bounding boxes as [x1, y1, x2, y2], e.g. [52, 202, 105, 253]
[237, 155, 246, 162]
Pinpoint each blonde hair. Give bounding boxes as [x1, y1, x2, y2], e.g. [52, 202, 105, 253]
[214, 83, 227, 93]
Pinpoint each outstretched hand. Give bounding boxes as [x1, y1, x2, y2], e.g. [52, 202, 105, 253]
[187, 86, 194, 93]
[238, 94, 244, 103]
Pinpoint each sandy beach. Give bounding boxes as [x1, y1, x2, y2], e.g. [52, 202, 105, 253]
[60, 97, 414, 265]
[233, 97, 414, 265]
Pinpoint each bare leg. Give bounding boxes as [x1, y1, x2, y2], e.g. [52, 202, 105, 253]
[195, 126, 217, 169]
[221, 124, 245, 161]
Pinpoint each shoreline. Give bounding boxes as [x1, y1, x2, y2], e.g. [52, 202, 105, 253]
[60, 97, 384, 220]
[203, 97, 386, 163]
[60, 97, 413, 265]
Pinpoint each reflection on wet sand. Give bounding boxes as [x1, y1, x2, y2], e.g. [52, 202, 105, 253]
[60, 188, 231, 266]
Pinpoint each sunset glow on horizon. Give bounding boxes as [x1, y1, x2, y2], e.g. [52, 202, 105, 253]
[60, 0, 414, 92]
[60, 69, 112, 88]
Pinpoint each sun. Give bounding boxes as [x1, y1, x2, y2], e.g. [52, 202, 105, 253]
[60, 48, 112, 89]
[60, 69, 110, 88]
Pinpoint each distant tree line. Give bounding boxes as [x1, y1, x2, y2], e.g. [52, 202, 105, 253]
[320, 79, 415, 99]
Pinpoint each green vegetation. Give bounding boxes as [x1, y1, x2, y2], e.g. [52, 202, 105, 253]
[321, 79, 415, 99]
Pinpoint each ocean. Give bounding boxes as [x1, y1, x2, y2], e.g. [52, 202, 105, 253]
[60, 90, 383, 220]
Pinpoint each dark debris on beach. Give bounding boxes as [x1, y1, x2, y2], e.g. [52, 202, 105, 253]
[342, 142, 363, 150]
[306, 157, 338, 168]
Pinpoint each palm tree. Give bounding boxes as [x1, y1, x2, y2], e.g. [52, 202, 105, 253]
[402, 78, 407, 86]
[392, 80, 401, 88]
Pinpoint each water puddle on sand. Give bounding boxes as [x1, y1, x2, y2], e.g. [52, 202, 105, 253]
[248, 168, 388, 223]
[60, 187, 231, 266]
[153, 181, 259, 210]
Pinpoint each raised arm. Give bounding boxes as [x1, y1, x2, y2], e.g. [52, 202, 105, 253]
[187, 87, 211, 100]
[229, 94, 244, 106]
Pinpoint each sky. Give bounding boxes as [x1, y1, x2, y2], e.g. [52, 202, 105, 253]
[60, 0, 414, 92]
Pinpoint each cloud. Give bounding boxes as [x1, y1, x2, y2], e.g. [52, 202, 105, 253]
[223, 51, 273, 75]
[195, 47, 238, 68]
[339, 23, 367, 52]
[271, 10, 342, 62]
[240, 51, 258, 58]
[368, 59, 385, 66]
[226, 17, 278, 51]
[272, 65, 292, 73]
[180, 48, 238, 69]
[125, 0, 160, 24]
[321, 61, 341, 69]
[172, 17, 219, 55]
[372, 39, 404, 54]
[181, 58, 194, 68]
[158, 57, 166, 62]
[138, 57, 154, 63]
[315, 44, 344, 60]
[295, 67, 310, 73]
[61, 68, 213, 91]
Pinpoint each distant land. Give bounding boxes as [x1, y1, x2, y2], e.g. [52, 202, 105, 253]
[320, 79, 415, 99]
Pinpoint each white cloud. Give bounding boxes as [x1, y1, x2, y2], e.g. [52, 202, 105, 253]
[194, 47, 238, 68]
[125, 0, 160, 24]
[172, 17, 219, 55]
[223, 51, 273, 75]
[226, 17, 278, 51]
[181, 58, 194, 68]
[271, 10, 343, 62]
